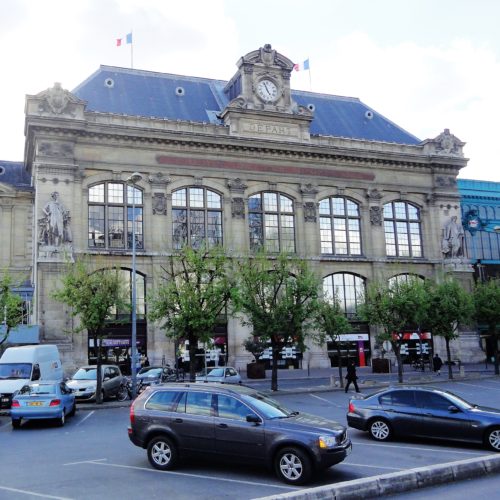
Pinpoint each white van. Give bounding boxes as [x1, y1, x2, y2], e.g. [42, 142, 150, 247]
[0, 344, 63, 409]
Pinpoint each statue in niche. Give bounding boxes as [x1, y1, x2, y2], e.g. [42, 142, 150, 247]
[39, 191, 72, 247]
[441, 216, 465, 259]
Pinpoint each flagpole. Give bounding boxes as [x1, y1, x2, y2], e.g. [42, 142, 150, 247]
[130, 30, 133, 69]
[308, 57, 312, 91]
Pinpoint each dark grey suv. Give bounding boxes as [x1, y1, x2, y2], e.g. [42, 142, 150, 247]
[128, 383, 351, 484]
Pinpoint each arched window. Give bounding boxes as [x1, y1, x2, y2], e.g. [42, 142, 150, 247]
[248, 192, 295, 252]
[384, 201, 422, 257]
[88, 182, 143, 250]
[388, 274, 425, 287]
[323, 273, 365, 319]
[319, 197, 361, 255]
[172, 187, 222, 249]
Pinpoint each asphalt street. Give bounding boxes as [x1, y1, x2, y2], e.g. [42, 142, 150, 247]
[1, 376, 499, 499]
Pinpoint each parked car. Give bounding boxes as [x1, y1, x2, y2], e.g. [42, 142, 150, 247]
[137, 366, 176, 387]
[347, 386, 500, 451]
[10, 381, 76, 428]
[195, 366, 241, 384]
[128, 383, 351, 485]
[66, 364, 125, 402]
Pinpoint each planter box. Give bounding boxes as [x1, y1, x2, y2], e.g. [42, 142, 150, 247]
[372, 358, 391, 373]
[247, 362, 266, 379]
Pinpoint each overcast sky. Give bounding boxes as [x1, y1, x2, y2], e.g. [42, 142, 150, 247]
[2, 0, 499, 181]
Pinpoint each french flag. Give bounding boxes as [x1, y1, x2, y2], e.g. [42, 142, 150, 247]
[293, 58, 310, 71]
[116, 32, 133, 47]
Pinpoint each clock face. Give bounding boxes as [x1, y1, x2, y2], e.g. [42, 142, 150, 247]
[256, 79, 279, 102]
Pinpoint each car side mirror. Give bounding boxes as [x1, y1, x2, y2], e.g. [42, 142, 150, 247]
[448, 405, 460, 413]
[246, 414, 261, 424]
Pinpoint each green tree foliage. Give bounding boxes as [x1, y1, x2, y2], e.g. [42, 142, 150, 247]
[359, 278, 429, 383]
[148, 245, 234, 382]
[313, 296, 351, 387]
[53, 260, 128, 403]
[473, 279, 500, 375]
[0, 273, 24, 347]
[233, 252, 321, 391]
[425, 277, 474, 379]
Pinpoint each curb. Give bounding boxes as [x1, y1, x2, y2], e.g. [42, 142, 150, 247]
[253, 453, 500, 500]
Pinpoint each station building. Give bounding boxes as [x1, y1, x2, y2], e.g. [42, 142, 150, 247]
[0, 44, 486, 372]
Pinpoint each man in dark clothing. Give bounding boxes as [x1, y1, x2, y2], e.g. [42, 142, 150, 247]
[433, 354, 443, 375]
[345, 361, 360, 393]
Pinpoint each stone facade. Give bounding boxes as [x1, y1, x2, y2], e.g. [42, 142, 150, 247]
[16, 45, 485, 372]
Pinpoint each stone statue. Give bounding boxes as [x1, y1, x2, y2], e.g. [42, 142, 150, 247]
[441, 215, 465, 259]
[41, 192, 72, 247]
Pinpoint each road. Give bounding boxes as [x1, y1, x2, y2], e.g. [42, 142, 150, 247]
[0, 377, 499, 499]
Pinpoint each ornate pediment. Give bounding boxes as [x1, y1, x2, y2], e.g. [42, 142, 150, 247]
[421, 129, 465, 158]
[238, 44, 294, 71]
[28, 83, 86, 119]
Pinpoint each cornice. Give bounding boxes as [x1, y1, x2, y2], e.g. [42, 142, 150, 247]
[25, 113, 467, 172]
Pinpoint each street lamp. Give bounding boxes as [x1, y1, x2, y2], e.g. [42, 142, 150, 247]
[127, 171, 142, 398]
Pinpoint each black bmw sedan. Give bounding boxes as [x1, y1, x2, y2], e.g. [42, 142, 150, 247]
[347, 386, 500, 451]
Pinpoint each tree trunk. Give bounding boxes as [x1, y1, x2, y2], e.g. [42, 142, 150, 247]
[392, 341, 404, 384]
[492, 328, 499, 376]
[188, 333, 197, 382]
[96, 335, 103, 404]
[445, 337, 453, 380]
[271, 344, 279, 391]
[337, 345, 344, 388]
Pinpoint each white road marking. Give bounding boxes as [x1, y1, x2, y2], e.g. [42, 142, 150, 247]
[344, 462, 402, 470]
[64, 458, 107, 466]
[0, 485, 73, 499]
[350, 440, 485, 455]
[1, 420, 12, 429]
[309, 394, 343, 408]
[75, 410, 95, 425]
[65, 459, 296, 490]
[455, 381, 500, 391]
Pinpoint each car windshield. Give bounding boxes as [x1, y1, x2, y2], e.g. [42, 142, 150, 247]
[206, 368, 225, 377]
[0, 363, 32, 379]
[19, 384, 57, 395]
[442, 391, 474, 409]
[243, 392, 293, 419]
[138, 368, 162, 377]
[72, 368, 97, 380]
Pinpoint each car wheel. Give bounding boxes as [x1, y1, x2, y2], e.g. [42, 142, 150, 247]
[485, 427, 500, 451]
[274, 447, 312, 485]
[369, 419, 392, 441]
[147, 436, 178, 471]
[57, 411, 66, 427]
[11, 418, 21, 429]
[116, 384, 129, 402]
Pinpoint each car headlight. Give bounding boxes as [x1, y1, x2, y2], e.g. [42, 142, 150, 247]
[318, 435, 337, 449]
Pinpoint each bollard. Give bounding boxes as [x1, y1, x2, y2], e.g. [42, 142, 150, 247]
[460, 365, 465, 377]
[330, 375, 336, 387]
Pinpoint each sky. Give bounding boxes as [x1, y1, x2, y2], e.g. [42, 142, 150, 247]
[1, 0, 500, 181]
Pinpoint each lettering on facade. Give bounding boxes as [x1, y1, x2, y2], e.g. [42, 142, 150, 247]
[245, 121, 297, 137]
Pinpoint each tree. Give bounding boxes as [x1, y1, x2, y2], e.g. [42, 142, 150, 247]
[53, 260, 128, 403]
[233, 252, 321, 391]
[473, 279, 500, 375]
[359, 278, 429, 383]
[0, 273, 24, 347]
[148, 245, 234, 382]
[426, 277, 474, 379]
[313, 296, 351, 388]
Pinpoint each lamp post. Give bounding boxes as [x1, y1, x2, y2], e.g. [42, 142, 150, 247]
[127, 172, 142, 398]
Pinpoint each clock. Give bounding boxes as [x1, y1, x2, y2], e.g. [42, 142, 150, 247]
[256, 79, 279, 102]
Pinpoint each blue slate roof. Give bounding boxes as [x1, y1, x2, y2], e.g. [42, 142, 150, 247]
[73, 66, 421, 145]
[0, 160, 32, 190]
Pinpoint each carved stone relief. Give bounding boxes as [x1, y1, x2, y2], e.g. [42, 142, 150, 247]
[441, 215, 465, 260]
[152, 193, 167, 215]
[370, 206, 382, 226]
[303, 202, 317, 222]
[36, 82, 83, 117]
[366, 188, 383, 200]
[37, 141, 74, 158]
[300, 183, 319, 197]
[231, 197, 245, 219]
[227, 178, 247, 193]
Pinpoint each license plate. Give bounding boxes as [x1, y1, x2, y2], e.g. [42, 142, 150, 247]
[28, 402, 43, 406]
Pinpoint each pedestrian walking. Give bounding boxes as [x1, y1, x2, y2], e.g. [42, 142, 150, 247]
[433, 354, 443, 375]
[345, 361, 360, 393]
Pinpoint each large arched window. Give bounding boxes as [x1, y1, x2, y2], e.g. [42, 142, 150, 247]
[248, 192, 295, 252]
[384, 201, 422, 257]
[88, 182, 143, 250]
[108, 269, 146, 320]
[319, 197, 361, 255]
[323, 273, 365, 319]
[172, 187, 222, 249]
[388, 273, 425, 287]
